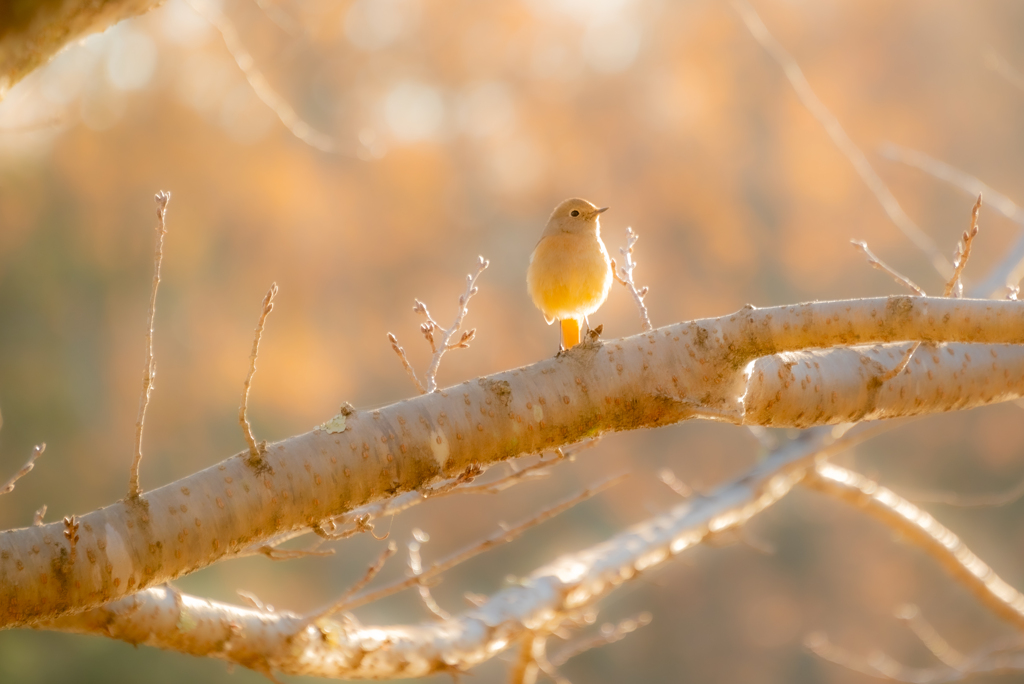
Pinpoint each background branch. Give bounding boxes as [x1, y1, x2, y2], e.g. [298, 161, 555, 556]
[0, 0, 164, 98]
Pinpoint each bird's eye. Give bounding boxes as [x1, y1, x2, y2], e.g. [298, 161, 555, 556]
[570, 210, 580, 217]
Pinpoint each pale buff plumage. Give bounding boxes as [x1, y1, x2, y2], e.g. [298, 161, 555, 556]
[527, 198, 612, 349]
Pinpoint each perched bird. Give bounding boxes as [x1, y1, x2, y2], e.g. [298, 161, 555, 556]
[527, 198, 613, 350]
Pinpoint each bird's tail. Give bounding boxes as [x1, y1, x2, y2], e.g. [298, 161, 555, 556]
[560, 318, 581, 349]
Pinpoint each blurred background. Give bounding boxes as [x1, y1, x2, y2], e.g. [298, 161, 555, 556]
[2, 0, 1024, 681]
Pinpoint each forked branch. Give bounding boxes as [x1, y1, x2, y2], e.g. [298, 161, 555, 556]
[611, 226, 653, 331]
[389, 256, 489, 394]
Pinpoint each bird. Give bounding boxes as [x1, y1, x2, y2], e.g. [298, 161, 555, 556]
[527, 198, 613, 350]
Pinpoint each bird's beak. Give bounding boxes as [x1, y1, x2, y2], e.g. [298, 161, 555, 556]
[594, 206, 609, 215]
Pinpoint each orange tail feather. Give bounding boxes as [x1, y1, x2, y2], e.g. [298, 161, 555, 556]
[560, 318, 581, 349]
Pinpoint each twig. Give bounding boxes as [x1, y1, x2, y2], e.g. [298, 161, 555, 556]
[879, 144, 1024, 224]
[533, 639, 570, 684]
[895, 604, 968, 670]
[186, 0, 337, 153]
[551, 612, 653, 667]
[733, 0, 952, 277]
[421, 256, 489, 393]
[657, 468, 692, 498]
[807, 623, 1024, 683]
[899, 475, 1024, 508]
[455, 454, 562, 495]
[387, 333, 426, 394]
[313, 513, 378, 542]
[851, 240, 926, 296]
[875, 341, 920, 384]
[943, 195, 982, 298]
[129, 191, 170, 499]
[804, 463, 1024, 630]
[33, 504, 47, 525]
[389, 256, 488, 394]
[237, 589, 272, 612]
[256, 543, 335, 561]
[408, 529, 451, 620]
[330, 474, 627, 613]
[879, 144, 1024, 297]
[1, 443, 45, 496]
[307, 542, 397, 621]
[610, 226, 652, 331]
[240, 283, 278, 461]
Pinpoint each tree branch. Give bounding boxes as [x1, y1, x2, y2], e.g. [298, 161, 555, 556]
[0, 0, 165, 100]
[4, 296, 1023, 628]
[39, 424, 857, 678]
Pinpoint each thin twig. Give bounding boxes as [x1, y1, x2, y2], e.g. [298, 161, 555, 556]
[33, 504, 47, 526]
[408, 529, 451, 620]
[257, 543, 335, 561]
[1, 443, 45, 496]
[899, 475, 1024, 508]
[387, 333, 426, 394]
[879, 144, 1024, 224]
[876, 342, 920, 384]
[307, 542, 397, 621]
[807, 624, 1024, 683]
[129, 191, 170, 499]
[330, 474, 627, 614]
[851, 240, 926, 296]
[657, 468, 692, 498]
[186, 0, 337, 153]
[237, 589, 272, 612]
[943, 195, 982, 297]
[421, 256, 489, 393]
[896, 604, 968, 671]
[455, 455, 561, 495]
[733, 0, 952, 277]
[313, 513, 377, 542]
[551, 612, 653, 666]
[610, 226, 652, 331]
[534, 639, 571, 684]
[240, 457, 547, 558]
[240, 283, 278, 461]
[879, 144, 1024, 297]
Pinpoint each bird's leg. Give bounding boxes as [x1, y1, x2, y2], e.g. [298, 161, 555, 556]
[557, 318, 565, 351]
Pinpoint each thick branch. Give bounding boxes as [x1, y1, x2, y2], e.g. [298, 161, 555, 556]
[2, 296, 1022, 629]
[41, 426, 853, 678]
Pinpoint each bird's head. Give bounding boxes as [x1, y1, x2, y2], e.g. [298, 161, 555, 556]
[545, 198, 608, 235]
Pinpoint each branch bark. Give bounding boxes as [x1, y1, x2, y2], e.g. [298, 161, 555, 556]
[1, 296, 1022, 629]
[0, 0, 165, 99]
[39, 427, 851, 678]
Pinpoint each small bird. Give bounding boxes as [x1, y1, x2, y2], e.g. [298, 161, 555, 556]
[527, 198, 613, 350]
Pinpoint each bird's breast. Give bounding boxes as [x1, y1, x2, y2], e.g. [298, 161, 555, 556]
[527, 233, 612, 319]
